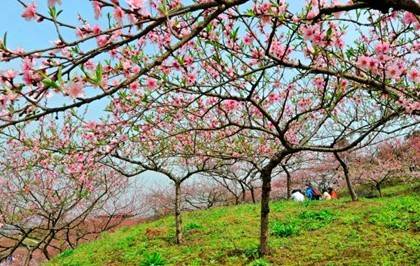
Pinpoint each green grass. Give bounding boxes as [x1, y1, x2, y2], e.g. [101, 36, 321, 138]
[47, 183, 420, 266]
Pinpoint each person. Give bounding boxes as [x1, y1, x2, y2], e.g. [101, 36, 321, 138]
[328, 187, 338, 199]
[322, 190, 332, 200]
[306, 183, 322, 200]
[312, 186, 321, 200]
[305, 184, 315, 200]
[291, 189, 305, 202]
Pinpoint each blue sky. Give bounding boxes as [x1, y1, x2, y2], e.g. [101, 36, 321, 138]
[0, 0, 95, 50]
[0, 0, 305, 50]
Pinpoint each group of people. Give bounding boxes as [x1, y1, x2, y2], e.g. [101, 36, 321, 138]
[290, 183, 338, 202]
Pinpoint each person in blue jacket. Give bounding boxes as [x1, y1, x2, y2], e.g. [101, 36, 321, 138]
[305, 184, 315, 200]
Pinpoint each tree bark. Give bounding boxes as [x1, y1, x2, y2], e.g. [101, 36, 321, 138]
[234, 195, 239, 205]
[361, 0, 420, 15]
[250, 186, 256, 204]
[174, 182, 183, 244]
[334, 152, 358, 201]
[259, 168, 272, 256]
[282, 165, 291, 199]
[376, 183, 382, 197]
[239, 181, 246, 202]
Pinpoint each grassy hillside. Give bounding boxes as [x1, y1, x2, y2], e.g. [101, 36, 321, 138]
[48, 184, 420, 266]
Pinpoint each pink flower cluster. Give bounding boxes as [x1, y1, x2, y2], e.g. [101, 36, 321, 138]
[66, 80, 84, 98]
[21, 2, 37, 21]
[269, 41, 290, 59]
[356, 55, 379, 72]
[301, 23, 343, 48]
[224, 100, 239, 111]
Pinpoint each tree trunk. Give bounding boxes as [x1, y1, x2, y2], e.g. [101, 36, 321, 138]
[334, 152, 358, 201]
[239, 181, 246, 202]
[234, 195, 240, 205]
[259, 168, 272, 256]
[376, 183, 382, 197]
[250, 186, 256, 204]
[282, 165, 291, 199]
[174, 182, 183, 244]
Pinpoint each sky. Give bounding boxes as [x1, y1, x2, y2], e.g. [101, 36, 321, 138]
[0, 0, 95, 50]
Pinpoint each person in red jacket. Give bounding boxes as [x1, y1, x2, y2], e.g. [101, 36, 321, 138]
[328, 187, 338, 199]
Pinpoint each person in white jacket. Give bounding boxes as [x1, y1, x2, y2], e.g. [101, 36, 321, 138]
[291, 189, 305, 202]
[322, 191, 332, 200]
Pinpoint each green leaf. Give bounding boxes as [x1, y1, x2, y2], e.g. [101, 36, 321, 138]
[230, 27, 239, 40]
[57, 66, 63, 83]
[40, 72, 59, 89]
[48, 6, 57, 18]
[246, 9, 255, 17]
[95, 63, 103, 84]
[326, 27, 333, 40]
[42, 78, 59, 89]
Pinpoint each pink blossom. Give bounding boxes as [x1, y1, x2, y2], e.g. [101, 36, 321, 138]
[61, 47, 71, 58]
[306, 10, 317, 19]
[251, 48, 264, 59]
[376, 53, 390, 63]
[180, 28, 191, 37]
[224, 100, 239, 111]
[84, 60, 96, 70]
[408, 69, 420, 83]
[132, 65, 140, 74]
[66, 81, 84, 98]
[23, 70, 35, 85]
[356, 55, 377, 71]
[21, 2, 37, 21]
[275, 0, 287, 14]
[357, 56, 369, 68]
[169, 0, 181, 8]
[268, 93, 280, 103]
[186, 72, 197, 85]
[367, 57, 378, 71]
[270, 40, 288, 58]
[3, 70, 17, 80]
[374, 42, 390, 54]
[92, 1, 102, 19]
[146, 78, 158, 89]
[243, 34, 253, 45]
[313, 76, 325, 89]
[122, 60, 132, 72]
[114, 7, 124, 23]
[255, 2, 272, 14]
[92, 25, 101, 35]
[340, 79, 348, 90]
[413, 41, 420, 51]
[302, 25, 316, 41]
[96, 35, 108, 47]
[76, 27, 86, 39]
[403, 12, 417, 24]
[184, 56, 194, 65]
[48, 0, 62, 7]
[126, 0, 143, 9]
[129, 81, 140, 92]
[385, 64, 402, 79]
